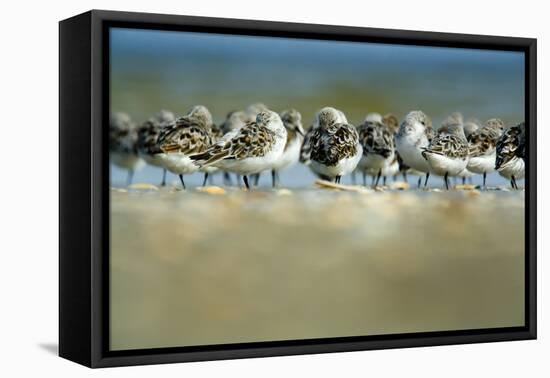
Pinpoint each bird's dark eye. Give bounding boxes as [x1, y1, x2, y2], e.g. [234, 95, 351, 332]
[420, 121, 425, 126]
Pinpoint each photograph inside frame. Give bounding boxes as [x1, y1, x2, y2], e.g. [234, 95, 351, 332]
[108, 27, 526, 351]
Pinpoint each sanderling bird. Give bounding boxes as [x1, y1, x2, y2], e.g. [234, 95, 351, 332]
[421, 120, 469, 190]
[220, 104, 270, 186]
[356, 113, 395, 188]
[308, 107, 362, 183]
[191, 110, 287, 190]
[466, 118, 506, 188]
[382, 113, 401, 184]
[268, 109, 305, 187]
[300, 107, 348, 167]
[496, 122, 525, 189]
[156, 105, 217, 189]
[395, 110, 434, 188]
[137, 110, 176, 186]
[219, 110, 248, 185]
[110, 112, 145, 186]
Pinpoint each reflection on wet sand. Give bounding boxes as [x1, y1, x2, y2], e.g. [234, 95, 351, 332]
[110, 187, 524, 351]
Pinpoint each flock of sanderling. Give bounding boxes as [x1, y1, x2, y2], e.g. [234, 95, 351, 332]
[110, 103, 526, 190]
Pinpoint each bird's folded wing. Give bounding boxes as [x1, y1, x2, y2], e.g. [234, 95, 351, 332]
[158, 122, 213, 156]
[426, 134, 467, 158]
[496, 127, 521, 168]
[192, 123, 275, 166]
[468, 129, 497, 157]
[299, 126, 315, 164]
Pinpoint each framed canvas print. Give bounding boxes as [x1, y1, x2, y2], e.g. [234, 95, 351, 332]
[59, 10, 537, 368]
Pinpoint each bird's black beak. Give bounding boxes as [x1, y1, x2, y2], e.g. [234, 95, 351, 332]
[295, 128, 305, 136]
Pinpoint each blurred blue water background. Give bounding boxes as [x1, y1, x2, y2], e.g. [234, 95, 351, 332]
[110, 27, 525, 188]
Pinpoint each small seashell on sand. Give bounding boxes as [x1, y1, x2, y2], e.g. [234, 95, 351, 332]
[196, 186, 226, 195]
[276, 188, 293, 196]
[127, 183, 159, 191]
[389, 181, 410, 191]
[315, 180, 371, 193]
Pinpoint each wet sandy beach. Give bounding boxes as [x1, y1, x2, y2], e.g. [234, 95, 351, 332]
[110, 185, 525, 351]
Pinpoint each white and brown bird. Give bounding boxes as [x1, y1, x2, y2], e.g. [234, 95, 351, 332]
[110, 112, 145, 186]
[308, 107, 362, 183]
[395, 110, 435, 188]
[137, 109, 176, 186]
[356, 113, 395, 188]
[466, 118, 506, 188]
[300, 107, 348, 167]
[422, 119, 469, 190]
[156, 105, 217, 189]
[496, 122, 525, 189]
[191, 110, 287, 190]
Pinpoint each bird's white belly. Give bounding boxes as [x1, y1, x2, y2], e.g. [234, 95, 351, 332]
[157, 153, 200, 175]
[311, 145, 362, 179]
[111, 152, 145, 171]
[457, 168, 475, 178]
[142, 154, 165, 168]
[423, 153, 468, 176]
[395, 136, 431, 173]
[272, 136, 301, 171]
[357, 152, 394, 172]
[467, 152, 496, 174]
[498, 157, 525, 180]
[381, 160, 399, 177]
[216, 138, 286, 176]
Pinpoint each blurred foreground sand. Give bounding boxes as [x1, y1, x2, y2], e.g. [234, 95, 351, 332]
[110, 186, 525, 350]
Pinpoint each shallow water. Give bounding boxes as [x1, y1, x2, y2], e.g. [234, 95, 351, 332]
[110, 185, 525, 351]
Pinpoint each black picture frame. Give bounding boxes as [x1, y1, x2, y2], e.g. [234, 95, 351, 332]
[59, 9, 537, 368]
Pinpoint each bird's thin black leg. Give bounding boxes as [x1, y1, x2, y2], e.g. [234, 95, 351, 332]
[483, 172, 487, 189]
[403, 172, 408, 183]
[444, 172, 449, 190]
[383, 176, 387, 186]
[161, 169, 167, 187]
[462, 177, 466, 185]
[202, 172, 209, 187]
[374, 169, 382, 188]
[417, 176, 422, 188]
[512, 175, 517, 190]
[179, 174, 186, 189]
[243, 175, 250, 190]
[335, 175, 341, 184]
[424, 172, 430, 188]
[127, 170, 134, 186]
[362, 171, 367, 186]
[253, 173, 260, 186]
[271, 170, 277, 188]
